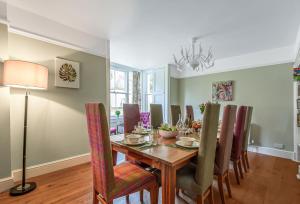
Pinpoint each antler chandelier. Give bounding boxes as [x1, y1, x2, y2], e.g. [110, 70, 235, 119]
[173, 37, 215, 72]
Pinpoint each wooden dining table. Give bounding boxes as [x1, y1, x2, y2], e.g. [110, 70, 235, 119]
[110, 132, 201, 204]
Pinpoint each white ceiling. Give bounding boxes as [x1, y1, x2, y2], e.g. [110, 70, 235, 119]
[4, 0, 300, 72]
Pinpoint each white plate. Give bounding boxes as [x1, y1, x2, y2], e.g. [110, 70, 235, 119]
[175, 140, 200, 149]
[123, 139, 146, 146]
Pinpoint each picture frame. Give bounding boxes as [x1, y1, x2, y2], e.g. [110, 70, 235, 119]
[55, 58, 80, 89]
[212, 80, 233, 101]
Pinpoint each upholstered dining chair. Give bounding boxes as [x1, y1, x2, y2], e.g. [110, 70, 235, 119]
[171, 105, 181, 126]
[140, 112, 150, 128]
[230, 106, 247, 185]
[176, 103, 220, 204]
[241, 106, 253, 172]
[186, 105, 194, 121]
[214, 105, 237, 204]
[123, 104, 140, 133]
[150, 104, 163, 129]
[85, 103, 158, 204]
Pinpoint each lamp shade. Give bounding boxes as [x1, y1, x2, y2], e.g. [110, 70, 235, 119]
[3, 60, 48, 90]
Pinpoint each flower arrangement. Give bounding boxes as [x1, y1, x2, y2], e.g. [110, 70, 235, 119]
[115, 110, 121, 118]
[199, 103, 206, 114]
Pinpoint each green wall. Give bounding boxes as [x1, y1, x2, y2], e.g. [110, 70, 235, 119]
[8, 33, 107, 170]
[175, 63, 293, 151]
[0, 23, 11, 179]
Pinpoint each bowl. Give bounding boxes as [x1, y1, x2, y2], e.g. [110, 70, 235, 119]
[179, 137, 196, 146]
[125, 134, 142, 143]
[158, 130, 178, 138]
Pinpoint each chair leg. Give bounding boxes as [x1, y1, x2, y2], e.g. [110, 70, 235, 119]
[238, 158, 244, 179]
[233, 161, 240, 185]
[217, 175, 225, 204]
[245, 151, 250, 169]
[197, 194, 204, 204]
[241, 152, 248, 173]
[126, 195, 130, 204]
[224, 171, 232, 198]
[208, 186, 214, 204]
[93, 190, 98, 204]
[176, 188, 180, 196]
[139, 190, 143, 203]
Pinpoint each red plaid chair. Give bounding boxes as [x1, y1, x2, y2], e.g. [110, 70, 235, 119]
[85, 103, 158, 204]
[123, 104, 140, 133]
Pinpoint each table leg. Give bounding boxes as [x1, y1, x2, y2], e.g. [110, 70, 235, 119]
[112, 150, 117, 166]
[161, 164, 176, 204]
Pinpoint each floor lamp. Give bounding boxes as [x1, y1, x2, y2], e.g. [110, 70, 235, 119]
[3, 60, 48, 196]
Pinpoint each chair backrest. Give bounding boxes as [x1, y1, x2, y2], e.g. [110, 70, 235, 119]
[231, 106, 247, 160]
[195, 103, 220, 193]
[171, 105, 181, 126]
[242, 106, 253, 151]
[140, 112, 150, 128]
[150, 104, 163, 129]
[215, 105, 237, 175]
[186, 105, 194, 121]
[85, 103, 115, 201]
[123, 104, 140, 133]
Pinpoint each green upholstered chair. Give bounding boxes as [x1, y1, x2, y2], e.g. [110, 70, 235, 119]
[176, 103, 220, 204]
[171, 105, 181, 126]
[241, 106, 253, 172]
[150, 104, 163, 129]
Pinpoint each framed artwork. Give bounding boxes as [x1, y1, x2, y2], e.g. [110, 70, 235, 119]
[55, 58, 80, 88]
[294, 67, 300, 81]
[212, 80, 233, 101]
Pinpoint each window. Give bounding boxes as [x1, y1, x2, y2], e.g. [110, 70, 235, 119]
[142, 69, 165, 117]
[110, 69, 133, 116]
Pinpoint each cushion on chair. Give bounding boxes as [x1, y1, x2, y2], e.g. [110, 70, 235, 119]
[177, 164, 202, 194]
[106, 162, 156, 201]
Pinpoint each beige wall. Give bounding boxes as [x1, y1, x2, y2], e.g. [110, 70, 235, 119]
[8, 33, 108, 169]
[176, 63, 293, 151]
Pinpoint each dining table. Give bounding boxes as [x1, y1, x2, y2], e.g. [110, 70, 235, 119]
[110, 131, 216, 204]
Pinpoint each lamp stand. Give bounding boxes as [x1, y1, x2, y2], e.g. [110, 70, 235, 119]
[10, 90, 36, 196]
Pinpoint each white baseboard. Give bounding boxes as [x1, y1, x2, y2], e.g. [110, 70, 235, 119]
[248, 145, 294, 160]
[12, 153, 91, 182]
[0, 177, 14, 193]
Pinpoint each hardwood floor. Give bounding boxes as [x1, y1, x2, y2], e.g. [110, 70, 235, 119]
[0, 152, 300, 204]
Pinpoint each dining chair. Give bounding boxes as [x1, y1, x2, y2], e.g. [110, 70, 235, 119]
[150, 104, 163, 129]
[186, 105, 194, 121]
[214, 105, 237, 204]
[230, 106, 247, 185]
[123, 103, 140, 133]
[241, 106, 253, 172]
[85, 103, 158, 204]
[140, 112, 150, 128]
[171, 105, 181, 126]
[176, 103, 220, 204]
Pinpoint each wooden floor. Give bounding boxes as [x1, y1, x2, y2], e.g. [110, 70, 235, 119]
[1, 152, 300, 204]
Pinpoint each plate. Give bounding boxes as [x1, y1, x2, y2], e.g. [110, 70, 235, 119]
[123, 139, 146, 146]
[175, 140, 200, 149]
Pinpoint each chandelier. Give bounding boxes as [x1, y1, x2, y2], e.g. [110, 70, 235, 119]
[173, 37, 215, 72]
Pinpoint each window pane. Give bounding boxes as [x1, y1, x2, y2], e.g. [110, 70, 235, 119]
[115, 70, 126, 92]
[128, 72, 133, 94]
[116, 93, 127, 108]
[145, 94, 153, 111]
[147, 73, 153, 94]
[110, 93, 116, 107]
[110, 70, 115, 90]
[154, 70, 164, 93]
